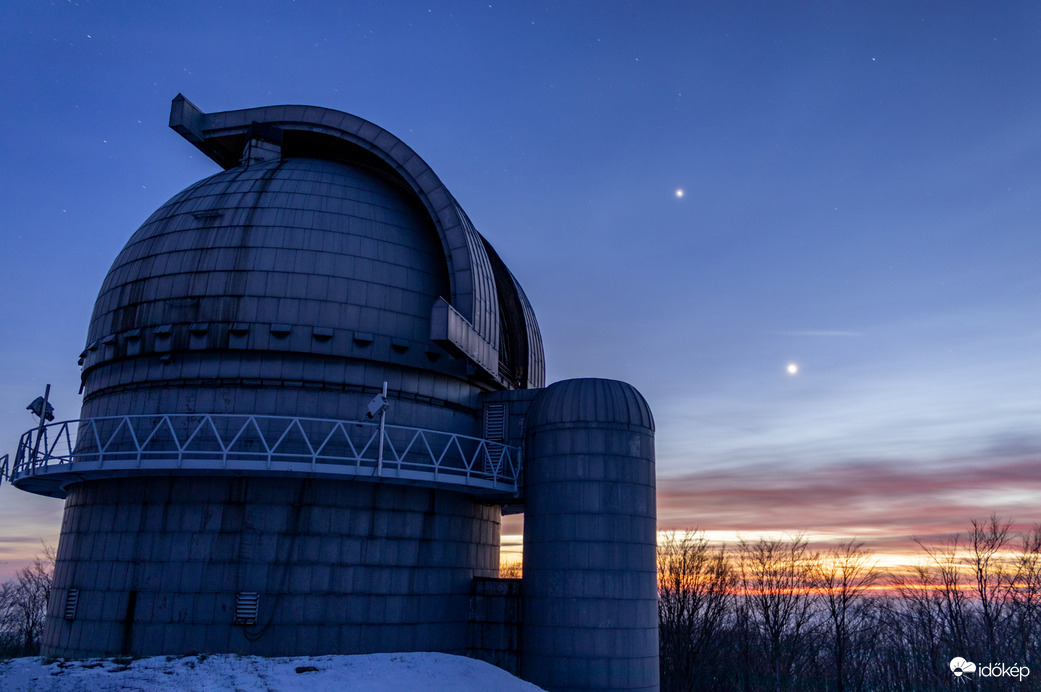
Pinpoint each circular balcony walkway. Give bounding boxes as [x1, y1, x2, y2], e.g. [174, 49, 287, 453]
[10, 414, 520, 499]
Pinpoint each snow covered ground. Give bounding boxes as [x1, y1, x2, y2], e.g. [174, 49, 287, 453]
[0, 652, 546, 691]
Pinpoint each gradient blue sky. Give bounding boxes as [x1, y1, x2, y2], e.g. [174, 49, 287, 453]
[2, 2, 1041, 576]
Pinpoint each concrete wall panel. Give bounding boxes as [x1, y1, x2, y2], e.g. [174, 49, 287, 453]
[43, 476, 500, 658]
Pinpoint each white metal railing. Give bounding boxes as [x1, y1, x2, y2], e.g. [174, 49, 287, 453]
[10, 414, 520, 495]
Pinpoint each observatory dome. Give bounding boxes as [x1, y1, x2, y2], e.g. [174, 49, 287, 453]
[77, 99, 544, 440]
[86, 156, 450, 375]
[526, 377, 655, 431]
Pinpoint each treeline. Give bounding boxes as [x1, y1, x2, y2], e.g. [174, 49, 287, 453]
[658, 516, 1041, 692]
[0, 547, 51, 658]
[5, 519, 1041, 692]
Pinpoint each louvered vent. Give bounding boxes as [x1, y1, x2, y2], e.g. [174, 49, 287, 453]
[64, 588, 79, 621]
[483, 404, 507, 442]
[235, 592, 260, 625]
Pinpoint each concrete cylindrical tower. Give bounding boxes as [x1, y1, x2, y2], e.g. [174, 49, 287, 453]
[522, 378, 659, 692]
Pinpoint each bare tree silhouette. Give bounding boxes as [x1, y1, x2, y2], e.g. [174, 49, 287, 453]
[658, 531, 734, 691]
[812, 540, 880, 692]
[0, 544, 54, 656]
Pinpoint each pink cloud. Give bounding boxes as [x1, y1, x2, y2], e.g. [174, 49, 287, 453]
[656, 453, 1041, 552]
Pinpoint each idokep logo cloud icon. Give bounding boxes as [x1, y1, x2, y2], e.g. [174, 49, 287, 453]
[950, 657, 977, 678]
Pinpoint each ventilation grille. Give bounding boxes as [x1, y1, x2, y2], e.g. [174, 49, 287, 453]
[64, 588, 79, 621]
[483, 404, 507, 442]
[235, 592, 260, 625]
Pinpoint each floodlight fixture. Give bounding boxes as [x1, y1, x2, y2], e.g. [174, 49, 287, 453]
[366, 393, 389, 419]
[27, 396, 55, 421]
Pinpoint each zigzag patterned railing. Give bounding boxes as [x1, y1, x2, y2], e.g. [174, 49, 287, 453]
[11, 414, 520, 494]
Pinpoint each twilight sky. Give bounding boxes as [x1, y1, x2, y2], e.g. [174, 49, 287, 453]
[2, 2, 1041, 576]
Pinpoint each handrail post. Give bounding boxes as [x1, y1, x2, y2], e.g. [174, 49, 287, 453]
[376, 382, 387, 477]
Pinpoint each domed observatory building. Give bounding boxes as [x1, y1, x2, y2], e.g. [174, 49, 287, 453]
[10, 96, 658, 692]
[17, 94, 542, 657]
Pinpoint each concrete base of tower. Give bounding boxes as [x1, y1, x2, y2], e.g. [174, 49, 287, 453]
[42, 476, 501, 658]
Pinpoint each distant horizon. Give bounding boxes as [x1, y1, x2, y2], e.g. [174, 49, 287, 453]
[0, 474, 1034, 581]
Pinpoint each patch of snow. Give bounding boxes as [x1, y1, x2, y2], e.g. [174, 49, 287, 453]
[0, 652, 546, 691]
